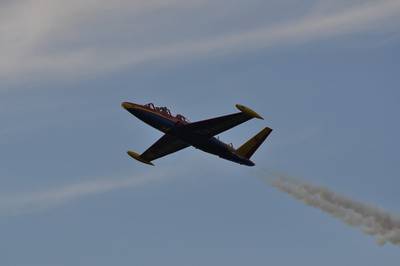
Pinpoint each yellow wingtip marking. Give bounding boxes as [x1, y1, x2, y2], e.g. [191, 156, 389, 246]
[235, 104, 264, 119]
[127, 151, 155, 166]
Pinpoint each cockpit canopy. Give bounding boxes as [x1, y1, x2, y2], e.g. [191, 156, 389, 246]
[144, 103, 189, 122]
[175, 114, 189, 123]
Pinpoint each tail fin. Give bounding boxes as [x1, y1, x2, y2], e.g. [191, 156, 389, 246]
[236, 127, 272, 159]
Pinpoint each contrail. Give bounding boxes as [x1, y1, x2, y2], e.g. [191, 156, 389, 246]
[0, 171, 167, 216]
[263, 173, 400, 246]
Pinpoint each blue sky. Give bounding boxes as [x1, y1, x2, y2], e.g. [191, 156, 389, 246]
[1, 0, 400, 265]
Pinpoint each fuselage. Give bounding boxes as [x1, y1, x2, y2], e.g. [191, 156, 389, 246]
[122, 102, 255, 166]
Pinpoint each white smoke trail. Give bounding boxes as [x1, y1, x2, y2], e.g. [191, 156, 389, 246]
[265, 174, 400, 246]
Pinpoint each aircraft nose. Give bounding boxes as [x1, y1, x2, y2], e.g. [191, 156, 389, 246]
[121, 102, 138, 110]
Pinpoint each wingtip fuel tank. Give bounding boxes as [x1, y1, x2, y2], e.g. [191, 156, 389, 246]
[235, 104, 264, 120]
[127, 150, 155, 166]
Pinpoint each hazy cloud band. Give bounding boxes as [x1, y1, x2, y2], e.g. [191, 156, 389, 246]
[1, 0, 400, 83]
[0, 173, 164, 216]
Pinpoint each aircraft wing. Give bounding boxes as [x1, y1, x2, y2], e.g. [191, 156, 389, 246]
[180, 105, 263, 137]
[180, 112, 253, 137]
[140, 134, 190, 162]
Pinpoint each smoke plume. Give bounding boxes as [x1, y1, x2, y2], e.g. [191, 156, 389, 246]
[265, 174, 400, 246]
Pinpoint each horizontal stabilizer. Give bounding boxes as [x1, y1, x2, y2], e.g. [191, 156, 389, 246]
[127, 150, 154, 166]
[236, 127, 272, 159]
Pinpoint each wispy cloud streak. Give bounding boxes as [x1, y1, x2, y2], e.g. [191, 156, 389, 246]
[0, 172, 165, 216]
[1, 0, 400, 83]
[265, 174, 400, 246]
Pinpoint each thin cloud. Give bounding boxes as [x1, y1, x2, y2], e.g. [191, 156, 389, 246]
[1, 0, 400, 83]
[0, 172, 166, 216]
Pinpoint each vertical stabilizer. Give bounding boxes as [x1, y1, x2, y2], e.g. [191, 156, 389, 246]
[236, 127, 272, 159]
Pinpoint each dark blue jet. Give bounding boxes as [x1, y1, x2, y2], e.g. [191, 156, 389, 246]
[122, 102, 272, 166]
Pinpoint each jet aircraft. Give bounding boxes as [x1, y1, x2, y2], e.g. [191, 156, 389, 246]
[121, 102, 272, 166]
